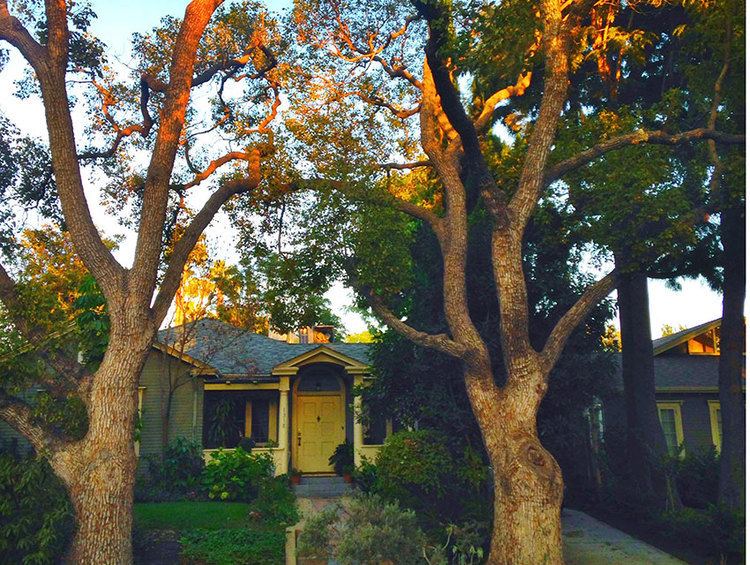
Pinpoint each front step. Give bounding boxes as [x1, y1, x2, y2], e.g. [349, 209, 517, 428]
[293, 475, 354, 498]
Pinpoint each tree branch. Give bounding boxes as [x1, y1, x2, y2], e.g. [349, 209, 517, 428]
[0, 390, 63, 454]
[540, 270, 617, 374]
[474, 72, 533, 133]
[130, 0, 226, 312]
[151, 149, 262, 324]
[0, 1, 47, 69]
[365, 287, 468, 359]
[545, 128, 746, 186]
[509, 0, 571, 232]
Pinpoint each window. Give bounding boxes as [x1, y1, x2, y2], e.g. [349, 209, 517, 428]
[657, 402, 685, 457]
[203, 391, 279, 449]
[708, 400, 722, 452]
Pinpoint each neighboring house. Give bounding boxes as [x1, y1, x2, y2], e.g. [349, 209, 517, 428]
[138, 318, 385, 475]
[603, 318, 745, 458]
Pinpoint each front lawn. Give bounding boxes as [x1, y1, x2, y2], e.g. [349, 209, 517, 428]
[134, 501, 252, 531]
[134, 487, 298, 564]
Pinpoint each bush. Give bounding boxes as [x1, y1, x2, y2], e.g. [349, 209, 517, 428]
[298, 493, 428, 565]
[674, 447, 719, 509]
[253, 475, 299, 526]
[135, 437, 205, 502]
[202, 448, 274, 502]
[0, 448, 73, 564]
[367, 430, 491, 535]
[660, 505, 744, 563]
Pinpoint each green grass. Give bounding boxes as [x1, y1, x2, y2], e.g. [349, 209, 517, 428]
[134, 502, 251, 531]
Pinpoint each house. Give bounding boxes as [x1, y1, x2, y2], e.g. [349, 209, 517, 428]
[602, 318, 745, 457]
[137, 319, 385, 475]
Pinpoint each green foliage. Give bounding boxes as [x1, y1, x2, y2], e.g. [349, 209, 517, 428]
[328, 441, 354, 475]
[660, 505, 745, 564]
[202, 448, 275, 502]
[0, 448, 73, 564]
[366, 430, 490, 535]
[73, 274, 109, 367]
[298, 493, 427, 565]
[135, 438, 205, 502]
[374, 430, 453, 498]
[181, 528, 286, 565]
[674, 447, 720, 509]
[31, 392, 87, 442]
[252, 475, 299, 527]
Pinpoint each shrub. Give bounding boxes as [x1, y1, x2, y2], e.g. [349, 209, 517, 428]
[202, 448, 274, 502]
[253, 475, 299, 526]
[660, 505, 744, 563]
[674, 447, 719, 509]
[135, 437, 205, 502]
[368, 430, 491, 535]
[298, 493, 427, 565]
[0, 448, 73, 564]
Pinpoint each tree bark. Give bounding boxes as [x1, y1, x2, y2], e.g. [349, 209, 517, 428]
[463, 358, 564, 565]
[51, 333, 153, 564]
[616, 264, 679, 508]
[717, 201, 745, 510]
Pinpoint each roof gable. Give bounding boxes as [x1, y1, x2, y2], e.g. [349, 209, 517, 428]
[652, 318, 721, 356]
[272, 345, 369, 375]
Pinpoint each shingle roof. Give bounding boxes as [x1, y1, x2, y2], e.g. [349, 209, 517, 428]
[610, 354, 720, 391]
[157, 318, 371, 376]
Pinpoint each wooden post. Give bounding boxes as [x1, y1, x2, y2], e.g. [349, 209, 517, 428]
[278, 376, 290, 475]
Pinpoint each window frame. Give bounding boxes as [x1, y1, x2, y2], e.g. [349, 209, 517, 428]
[656, 401, 685, 458]
[708, 400, 722, 452]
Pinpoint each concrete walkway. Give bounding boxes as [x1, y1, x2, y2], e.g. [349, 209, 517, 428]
[291, 499, 687, 565]
[562, 508, 687, 564]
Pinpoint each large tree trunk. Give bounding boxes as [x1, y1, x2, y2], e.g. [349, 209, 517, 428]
[718, 202, 745, 509]
[616, 265, 679, 508]
[51, 334, 152, 564]
[464, 358, 564, 565]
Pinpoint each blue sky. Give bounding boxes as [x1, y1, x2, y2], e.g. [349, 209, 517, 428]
[0, 1, 728, 336]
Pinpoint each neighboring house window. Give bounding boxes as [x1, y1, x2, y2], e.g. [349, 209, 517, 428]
[656, 402, 685, 457]
[708, 400, 722, 452]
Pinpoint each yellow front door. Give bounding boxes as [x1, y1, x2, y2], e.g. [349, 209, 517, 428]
[296, 395, 343, 472]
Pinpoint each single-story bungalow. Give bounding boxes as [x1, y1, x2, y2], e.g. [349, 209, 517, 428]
[138, 319, 386, 474]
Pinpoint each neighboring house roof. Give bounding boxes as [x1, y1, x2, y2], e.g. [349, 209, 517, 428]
[611, 355, 720, 392]
[156, 318, 371, 376]
[613, 318, 745, 393]
[652, 318, 721, 355]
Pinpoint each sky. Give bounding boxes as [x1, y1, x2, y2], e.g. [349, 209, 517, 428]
[0, 1, 731, 337]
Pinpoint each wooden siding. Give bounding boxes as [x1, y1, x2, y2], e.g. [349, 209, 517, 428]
[138, 351, 204, 458]
[603, 391, 722, 456]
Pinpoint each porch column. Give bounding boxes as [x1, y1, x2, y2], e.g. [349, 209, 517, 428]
[277, 375, 291, 475]
[348, 370, 366, 468]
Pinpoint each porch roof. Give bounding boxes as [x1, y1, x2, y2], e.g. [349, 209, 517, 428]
[157, 318, 371, 376]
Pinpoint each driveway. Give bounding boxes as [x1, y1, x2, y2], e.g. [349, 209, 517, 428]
[563, 508, 687, 564]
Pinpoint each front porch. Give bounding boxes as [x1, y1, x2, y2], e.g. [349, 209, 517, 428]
[200, 345, 388, 475]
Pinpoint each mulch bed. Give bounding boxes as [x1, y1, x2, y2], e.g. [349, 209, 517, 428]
[133, 529, 183, 565]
